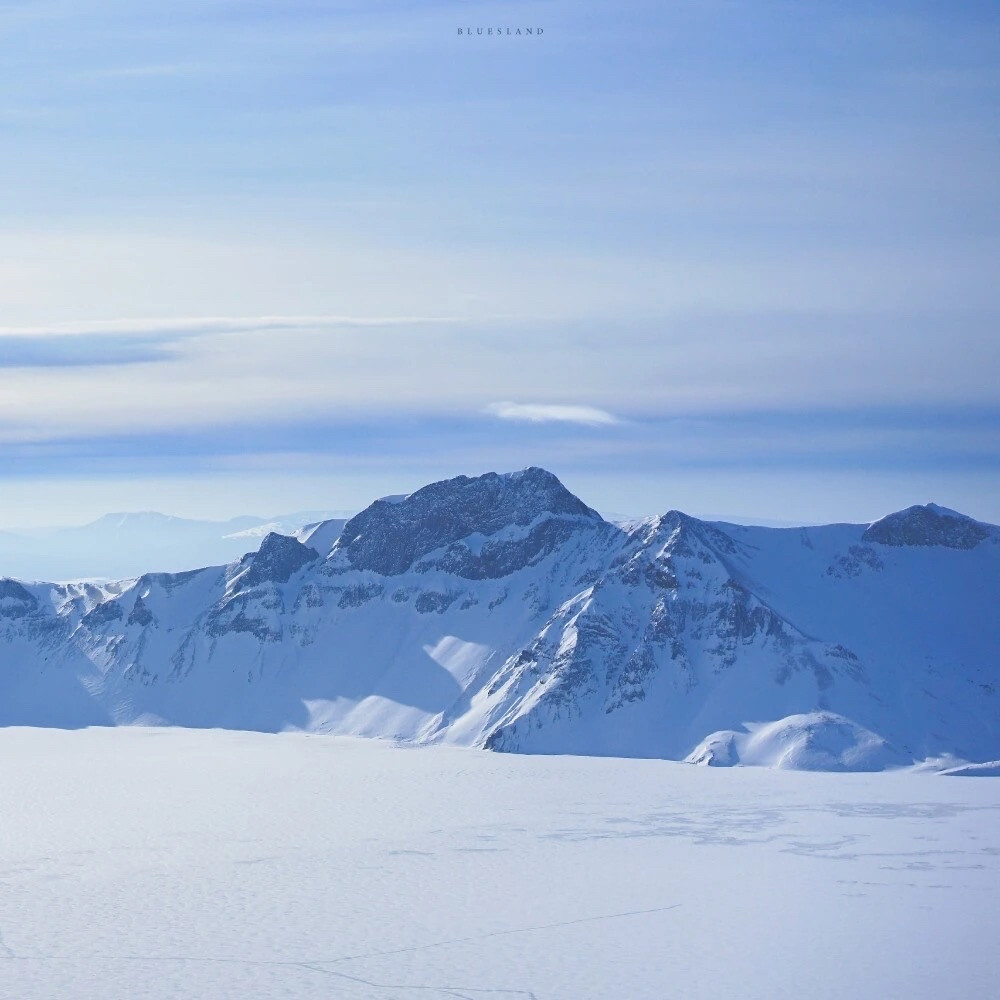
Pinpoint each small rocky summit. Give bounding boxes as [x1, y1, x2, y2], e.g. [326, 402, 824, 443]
[332, 467, 604, 576]
[0, 578, 38, 619]
[863, 503, 991, 549]
[239, 532, 318, 587]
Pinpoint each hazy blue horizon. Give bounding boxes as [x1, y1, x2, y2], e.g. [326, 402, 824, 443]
[1, 1, 997, 527]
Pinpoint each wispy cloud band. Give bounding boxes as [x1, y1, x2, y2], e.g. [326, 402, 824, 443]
[0, 315, 460, 370]
[487, 401, 622, 426]
[0, 314, 455, 339]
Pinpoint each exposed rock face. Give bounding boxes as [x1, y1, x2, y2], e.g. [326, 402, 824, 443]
[482, 513, 866, 758]
[82, 600, 124, 627]
[0, 470, 997, 770]
[127, 594, 155, 627]
[863, 504, 991, 549]
[239, 533, 319, 588]
[333, 468, 603, 576]
[415, 516, 606, 581]
[0, 578, 39, 619]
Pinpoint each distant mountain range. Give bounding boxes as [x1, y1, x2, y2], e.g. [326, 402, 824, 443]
[0, 510, 351, 581]
[0, 468, 997, 771]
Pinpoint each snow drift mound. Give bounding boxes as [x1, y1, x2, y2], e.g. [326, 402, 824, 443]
[939, 760, 1000, 777]
[685, 712, 909, 772]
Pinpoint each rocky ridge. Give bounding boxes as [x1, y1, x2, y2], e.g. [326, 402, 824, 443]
[0, 470, 996, 769]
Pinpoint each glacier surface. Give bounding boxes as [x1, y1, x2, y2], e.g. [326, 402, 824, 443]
[0, 726, 996, 999]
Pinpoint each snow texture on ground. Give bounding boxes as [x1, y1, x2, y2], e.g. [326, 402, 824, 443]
[0, 727, 997, 999]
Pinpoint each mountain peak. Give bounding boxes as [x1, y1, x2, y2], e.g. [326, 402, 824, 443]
[863, 503, 991, 549]
[237, 532, 318, 587]
[333, 467, 603, 576]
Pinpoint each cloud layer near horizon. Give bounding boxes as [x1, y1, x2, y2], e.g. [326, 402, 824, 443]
[0, 311, 995, 443]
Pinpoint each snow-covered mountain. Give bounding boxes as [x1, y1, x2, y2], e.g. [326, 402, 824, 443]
[0, 468, 996, 770]
[0, 510, 350, 581]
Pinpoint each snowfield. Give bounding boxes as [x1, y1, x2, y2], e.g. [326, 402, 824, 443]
[1, 727, 997, 999]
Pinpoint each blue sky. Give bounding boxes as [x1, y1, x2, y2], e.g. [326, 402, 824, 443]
[0, 0, 997, 526]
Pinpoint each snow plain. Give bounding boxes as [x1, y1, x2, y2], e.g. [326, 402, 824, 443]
[0, 727, 997, 999]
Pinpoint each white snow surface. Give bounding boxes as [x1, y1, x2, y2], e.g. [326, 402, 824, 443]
[685, 711, 908, 771]
[294, 516, 349, 557]
[0, 726, 997, 1000]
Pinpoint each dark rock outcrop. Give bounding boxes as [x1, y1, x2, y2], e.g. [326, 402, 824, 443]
[333, 468, 603, 576]
[240, 533, 318, 587]
[863, 504, 990, 549]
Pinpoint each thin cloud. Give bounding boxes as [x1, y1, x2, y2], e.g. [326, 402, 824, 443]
[0, 315, 458, 369]
[487, 402, 622, 427]
[0, 315, 456, 339]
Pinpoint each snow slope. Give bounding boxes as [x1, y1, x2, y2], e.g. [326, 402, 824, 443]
[0, 467, 997, 768]
[0, 727, 997, 1000]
